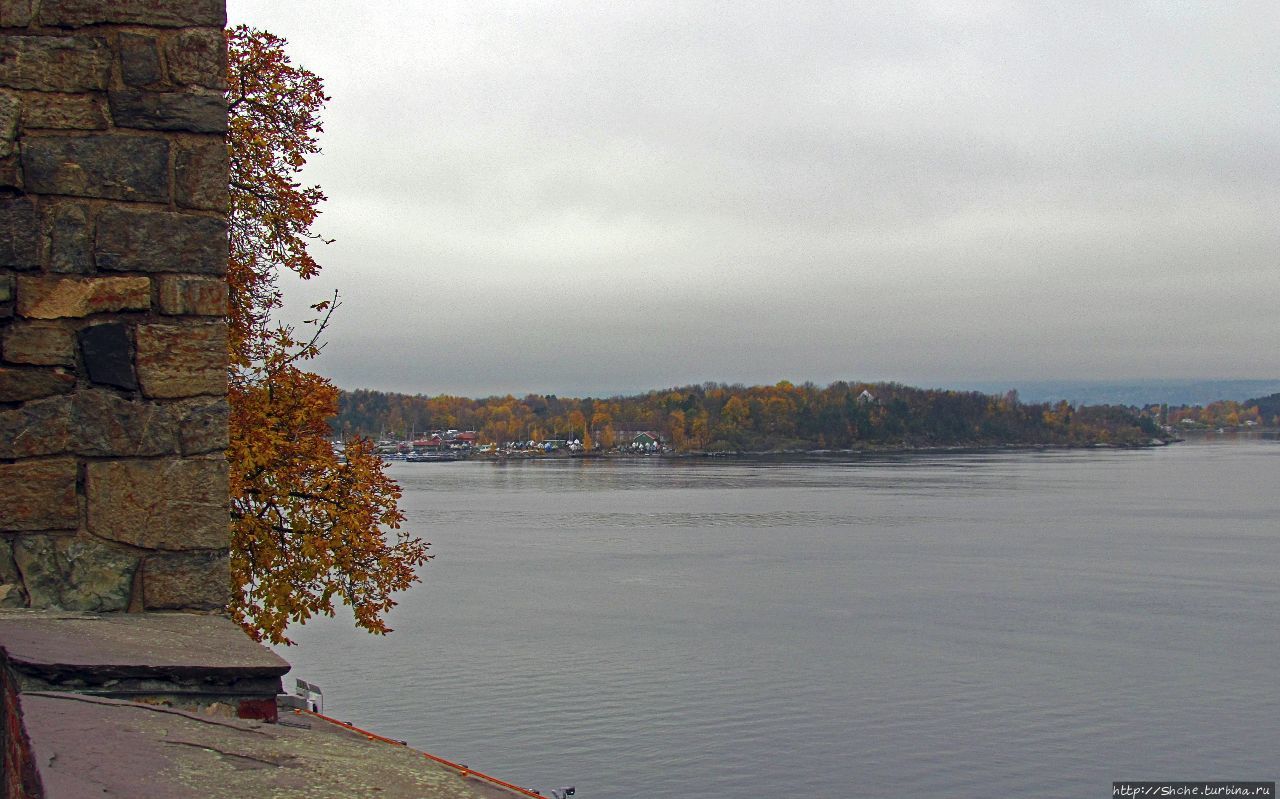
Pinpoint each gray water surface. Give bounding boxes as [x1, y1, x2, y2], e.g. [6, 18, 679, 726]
[279, 436, 1280, 798]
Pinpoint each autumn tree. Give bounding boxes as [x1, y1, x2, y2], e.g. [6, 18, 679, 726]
[226, 26, 430, 644]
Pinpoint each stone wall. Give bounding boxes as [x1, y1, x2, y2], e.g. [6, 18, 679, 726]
[0, 0, 230, 612]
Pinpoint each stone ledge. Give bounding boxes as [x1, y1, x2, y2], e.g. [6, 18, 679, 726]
[0, 611, 288, 679]
[15, 692, 535, 799]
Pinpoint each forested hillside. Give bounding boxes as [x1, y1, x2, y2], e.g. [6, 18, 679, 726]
[336, 382, 1163, 452]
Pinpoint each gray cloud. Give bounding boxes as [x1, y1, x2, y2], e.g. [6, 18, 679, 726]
[228, 0, 1280, 396]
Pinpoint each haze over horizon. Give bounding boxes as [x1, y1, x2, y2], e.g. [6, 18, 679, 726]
[227, 1, 1279, 399]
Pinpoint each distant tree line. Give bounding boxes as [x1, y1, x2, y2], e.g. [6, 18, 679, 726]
[1163, 393, 1280, 429]
[335, 381, 1165, 452]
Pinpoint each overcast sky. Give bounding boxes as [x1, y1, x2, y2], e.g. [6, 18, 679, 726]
[226, 1, 1278, 398]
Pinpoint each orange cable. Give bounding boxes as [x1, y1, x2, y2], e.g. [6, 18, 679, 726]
[296, 709, 547, 799]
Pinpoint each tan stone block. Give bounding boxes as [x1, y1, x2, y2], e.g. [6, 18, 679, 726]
[0, 457, 78, 532]
[143, 550, 229, 610]
[86, 457, 228, 550]
[0, 0, 36, 27]
[173, 137, 229, 212]
[165, 29, 226, 90]
[2, 320, 75, 365]
[0, 35, 110, 92]
[16, 275, 150, 319]
[157, 275, 228, 316]
[22, 92, 107, 130]
[0, 92, 17, 158]
[0, 155, 20, 189]
[135, 322, 226, 398]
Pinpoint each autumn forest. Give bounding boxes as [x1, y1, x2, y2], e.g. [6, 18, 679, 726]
[335, 381, 1170, 453]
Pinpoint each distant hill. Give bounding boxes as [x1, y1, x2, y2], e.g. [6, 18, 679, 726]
[337, 381, 1164, 452]
[1247, 392, 1280, 419]
[953, 379, 1280, 408]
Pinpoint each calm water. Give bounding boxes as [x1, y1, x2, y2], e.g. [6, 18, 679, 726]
[279, 436, 1280, 798]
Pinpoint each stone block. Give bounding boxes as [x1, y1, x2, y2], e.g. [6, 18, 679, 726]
[0, 538, 28, 608]
[0, 195, 38, 269]
[0, 366, 75, 402]
[174, 137, 229, 211]
[2, 319, 76, 365]
[0, 0, 36, 27]
[43, 202, 91, 273]
[0, 154, 20, 188]
[0, 458, 78, 532]
[165, 29, 226, 90]
[157, 275, 227, 316]
[0, 271, 10, 301]
[135, 322, 226, 398]
[13, 534, 137, 612]
[78, 323, 136, 389]
[172, 396, 229, 454]
[0, 35, 110, 92]
[40, 0, 226, 28]
[95, 206, 226, 274]
[20, 134, 168, 202]
[22, 93, 108, 130]
[143, 550, 229, 610]
[0, 91, 17, 157]
[0, 390, 182, 459]
[16, 275, 150, 319]
[86, 457, 228, 550]
[118, 33, 162, 87]
[108, 89, 226, 134]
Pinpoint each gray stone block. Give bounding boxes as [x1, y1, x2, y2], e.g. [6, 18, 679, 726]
[40, 0, 226, 28]
[118, 33, 163, 87]
[0, 537, 28, 608]
[0, 195, 38, 269]
[0, 390, 184, 459]
[13, 534, 138, 612]
[45, 202, 92, 273]
[95, 206, 226, 273]
[108, 89, 226, 133]
[173, 396, 230, 454]
[21, 134, 168, 202]
[79, 323, 137, 390]
[0, 366, 76, 402]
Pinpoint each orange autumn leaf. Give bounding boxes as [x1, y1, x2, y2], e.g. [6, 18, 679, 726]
[226, 27, 430, 645]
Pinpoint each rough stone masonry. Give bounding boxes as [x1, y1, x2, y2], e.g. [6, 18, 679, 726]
[0, 0, 231, 613]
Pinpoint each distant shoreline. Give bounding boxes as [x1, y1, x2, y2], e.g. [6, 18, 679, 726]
[454, 438, 1183, 464]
